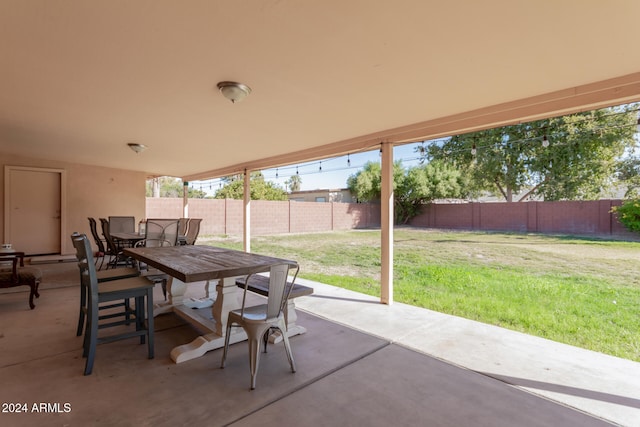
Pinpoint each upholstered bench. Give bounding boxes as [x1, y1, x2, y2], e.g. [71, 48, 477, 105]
[0, 253, 42, 309]
[236, 274, 313, 343]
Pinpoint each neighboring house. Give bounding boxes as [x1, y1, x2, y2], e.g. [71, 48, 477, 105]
[288, 188, 353, 203]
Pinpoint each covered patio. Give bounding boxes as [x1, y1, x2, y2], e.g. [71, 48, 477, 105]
[1, 261, 638, 426]
[2, 2, 640, 426]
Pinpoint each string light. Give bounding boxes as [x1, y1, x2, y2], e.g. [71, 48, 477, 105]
[187, 103, 639, 191]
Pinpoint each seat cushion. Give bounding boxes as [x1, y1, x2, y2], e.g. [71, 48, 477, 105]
[0, 267, 42, 288]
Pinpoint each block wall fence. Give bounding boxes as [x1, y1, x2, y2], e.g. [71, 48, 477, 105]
[145, 198, 637, 239]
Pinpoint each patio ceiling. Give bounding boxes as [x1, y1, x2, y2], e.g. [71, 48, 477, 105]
[2, 1, 640, 180]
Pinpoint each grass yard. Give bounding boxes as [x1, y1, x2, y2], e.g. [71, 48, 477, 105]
[201, 229, 640, 362]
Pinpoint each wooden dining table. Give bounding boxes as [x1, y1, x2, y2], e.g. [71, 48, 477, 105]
[123, 244, 299, 363]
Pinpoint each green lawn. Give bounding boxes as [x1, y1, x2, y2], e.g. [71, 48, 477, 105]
[201, 229, 640, 362]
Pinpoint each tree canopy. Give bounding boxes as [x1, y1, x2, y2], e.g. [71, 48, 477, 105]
[347, 160, 467, 224]
[214, 172, 288, 200]
[416, 105, 638, 201]
[146, 177, 208, 198]
[285, 174, 302, 192]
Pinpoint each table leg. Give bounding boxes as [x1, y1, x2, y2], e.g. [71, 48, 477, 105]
[153, 276, 187, 317]
[268, 299, 308, 344]
[212, 276, 241, 336]
[169, 276, 244, 363]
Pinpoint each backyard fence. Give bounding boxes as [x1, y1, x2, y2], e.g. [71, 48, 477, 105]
[146, 198, 636, 239]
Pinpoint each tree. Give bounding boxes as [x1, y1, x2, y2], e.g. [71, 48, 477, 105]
[146, 177, 208, 198]
[347, 160, 467, 224]
[214, 172, 288, 200]
[285, 174, 302, 192]
[611, 199, 640, 233]
[416, 105, 638, 201]
[616, 152, 640, 198]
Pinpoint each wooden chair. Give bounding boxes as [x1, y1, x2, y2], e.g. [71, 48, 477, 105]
[71, 233, 154, 375]
[221, 263, 300, 389]
[0, 252, 42, 310]
[72, 232, 139, 336]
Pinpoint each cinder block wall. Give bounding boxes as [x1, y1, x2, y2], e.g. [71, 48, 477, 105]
[146, 198, 636, 239]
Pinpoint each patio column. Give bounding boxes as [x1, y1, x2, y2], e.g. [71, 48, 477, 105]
[243, 169, 251, 253]
[380, 142, 394, 305]
[183, 181, 189, 218]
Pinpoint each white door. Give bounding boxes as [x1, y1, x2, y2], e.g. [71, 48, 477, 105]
[4, 166, 64, 255]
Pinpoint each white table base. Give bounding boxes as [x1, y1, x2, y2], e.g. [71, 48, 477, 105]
[154, 276, 307, 363]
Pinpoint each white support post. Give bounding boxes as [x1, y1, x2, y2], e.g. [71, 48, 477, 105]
[380, 142, 394, 305]
[183, 181, 189, 218]
[243, 170, 251, 253]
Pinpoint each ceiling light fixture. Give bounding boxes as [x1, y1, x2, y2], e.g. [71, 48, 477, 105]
[216, 81, 251, 103]
[127, 143, 147, 154]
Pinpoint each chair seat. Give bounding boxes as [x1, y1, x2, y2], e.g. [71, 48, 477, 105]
[98, 276, 154, 299]
[229, 305, 280, 323]
[96, 267, 139, 282]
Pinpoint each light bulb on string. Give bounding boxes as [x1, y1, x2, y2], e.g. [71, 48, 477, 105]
[347, 154, 351, 167]
[542, 135, 549, 148]
[319, 161, 322, 172]
[296, 166, 299, 175]
[275, 168, 279, 179]
[471, 144, 477, 156]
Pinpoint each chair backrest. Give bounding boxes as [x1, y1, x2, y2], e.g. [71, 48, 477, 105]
[70, 233, 99, 301]
[145, 219, 179, 247]
[185, 218, 202, 245]
[109, 216, 135, 233]
[265, 264, 290, 319]
[100, 218, 119, 255]
[178, 218, 189, 236]
[87, 217, 105, 253]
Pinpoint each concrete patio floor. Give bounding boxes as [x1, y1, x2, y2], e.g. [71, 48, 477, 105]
[1, 261, 638, 426]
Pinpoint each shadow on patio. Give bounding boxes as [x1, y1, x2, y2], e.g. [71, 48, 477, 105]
[1, 261, 638, 426]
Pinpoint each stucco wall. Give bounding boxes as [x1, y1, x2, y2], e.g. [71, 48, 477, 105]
[1, 151, 146, 255]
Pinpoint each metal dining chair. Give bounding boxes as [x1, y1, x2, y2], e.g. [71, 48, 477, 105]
[221, 263, 300, 390]
[184, 218, 202, 245]
[133, 219, 180, 300]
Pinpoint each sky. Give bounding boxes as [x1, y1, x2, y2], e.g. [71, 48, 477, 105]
[190, 142, 428, 196]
